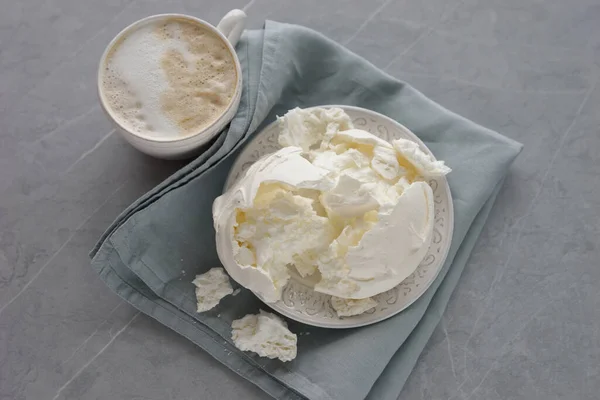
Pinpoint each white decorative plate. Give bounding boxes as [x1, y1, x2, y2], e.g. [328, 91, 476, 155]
[225, 105, 454, 328]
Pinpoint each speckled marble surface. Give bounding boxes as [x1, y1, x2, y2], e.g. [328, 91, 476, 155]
[1, 0, 599, 399]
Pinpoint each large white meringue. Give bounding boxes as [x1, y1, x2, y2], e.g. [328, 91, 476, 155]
[213, 107, 450, 303]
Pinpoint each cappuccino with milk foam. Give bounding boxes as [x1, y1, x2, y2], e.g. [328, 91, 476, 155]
[101, 17, 238, 139]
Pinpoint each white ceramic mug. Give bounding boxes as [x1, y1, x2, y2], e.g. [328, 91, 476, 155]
[97, 10, 246, 160]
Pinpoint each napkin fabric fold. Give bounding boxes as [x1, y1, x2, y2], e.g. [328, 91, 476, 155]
[91, 21, 522, 400]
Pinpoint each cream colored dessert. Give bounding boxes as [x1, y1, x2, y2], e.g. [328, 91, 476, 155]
[330, 296, 377, 317]
[231, 310, 297, 362]
[101, 17, 237, 139]
[213, 107, 451, 304]
[192, 267, 233, 312]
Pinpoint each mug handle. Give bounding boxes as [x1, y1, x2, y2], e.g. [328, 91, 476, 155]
[216, 9, 247, 47]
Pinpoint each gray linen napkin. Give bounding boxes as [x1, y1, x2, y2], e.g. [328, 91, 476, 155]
[91, 21, 522, 400]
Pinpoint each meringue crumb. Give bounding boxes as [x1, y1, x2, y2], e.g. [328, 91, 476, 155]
[192, 267, 233, 312]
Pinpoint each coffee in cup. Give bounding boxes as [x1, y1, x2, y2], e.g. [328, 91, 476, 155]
[100, 15, 239, 141]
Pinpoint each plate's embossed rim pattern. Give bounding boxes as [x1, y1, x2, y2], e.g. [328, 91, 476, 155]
[225, 106, 454, 328]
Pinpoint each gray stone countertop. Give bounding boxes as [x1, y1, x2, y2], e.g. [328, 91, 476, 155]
[2, 0, 599, 399]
